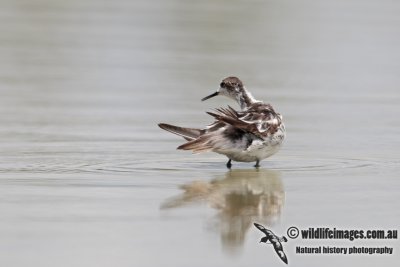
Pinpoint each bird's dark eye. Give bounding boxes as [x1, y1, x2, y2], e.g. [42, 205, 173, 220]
[220, 82, 224, 87]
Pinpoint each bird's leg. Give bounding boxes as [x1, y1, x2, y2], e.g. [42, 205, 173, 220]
[254, 160, 260, 168]
[226, 159, 232, 169]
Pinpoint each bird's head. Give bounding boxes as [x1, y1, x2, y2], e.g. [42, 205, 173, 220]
[201, 76, 245, 102]
[259, 236, 269, 243]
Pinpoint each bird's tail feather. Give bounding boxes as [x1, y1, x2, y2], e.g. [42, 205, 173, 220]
[177, 136, 213, 153]
[158, 123, 204, 141]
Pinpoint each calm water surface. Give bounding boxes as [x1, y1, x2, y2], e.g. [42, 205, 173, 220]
[0, 0, 399, 266]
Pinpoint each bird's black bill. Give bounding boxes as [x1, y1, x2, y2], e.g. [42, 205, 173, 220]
[201, 91, 219, 101]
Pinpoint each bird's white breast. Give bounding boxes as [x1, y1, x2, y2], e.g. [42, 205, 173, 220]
[220, 124, 285, 162]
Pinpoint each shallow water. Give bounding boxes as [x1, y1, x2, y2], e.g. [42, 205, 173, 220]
[0, 0, 399, 266]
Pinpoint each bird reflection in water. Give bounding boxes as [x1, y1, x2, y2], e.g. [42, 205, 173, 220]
[160, 169, 285, 252]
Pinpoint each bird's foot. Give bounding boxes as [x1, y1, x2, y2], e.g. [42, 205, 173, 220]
[254, 160, 260, 168]
[226, 159, 232, 169]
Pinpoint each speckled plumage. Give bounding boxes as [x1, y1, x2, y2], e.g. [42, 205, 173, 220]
[158, 77, 285, 168]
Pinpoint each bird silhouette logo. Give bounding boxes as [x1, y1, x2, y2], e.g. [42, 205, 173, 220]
[254, 223, 288, 264]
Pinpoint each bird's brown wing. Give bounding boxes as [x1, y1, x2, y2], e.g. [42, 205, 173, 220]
[177, 124, 246, 153]
[158, 123, 205, 141]
[207, 103, 282, 140]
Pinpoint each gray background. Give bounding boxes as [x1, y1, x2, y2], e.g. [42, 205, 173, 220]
[0, 0, 399, 266]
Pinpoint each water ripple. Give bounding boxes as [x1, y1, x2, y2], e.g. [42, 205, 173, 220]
[0, 155, 395, 176]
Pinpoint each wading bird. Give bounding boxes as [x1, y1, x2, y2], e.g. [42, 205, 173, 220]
[158, 77, 285, 168]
